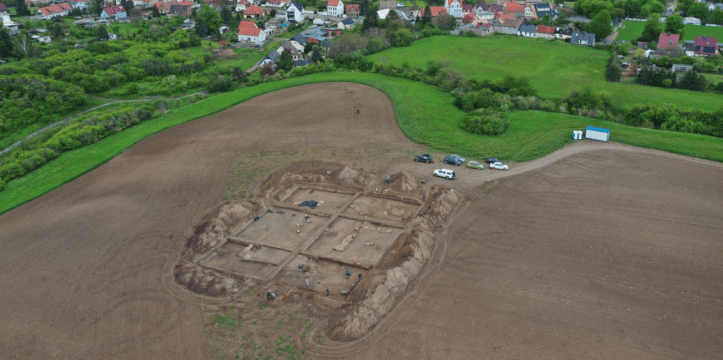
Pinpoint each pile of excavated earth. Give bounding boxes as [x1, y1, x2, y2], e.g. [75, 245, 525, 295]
[175, 165, 459, 339]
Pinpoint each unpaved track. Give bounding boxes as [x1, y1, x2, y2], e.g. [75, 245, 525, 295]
[1, 83, 722, 359]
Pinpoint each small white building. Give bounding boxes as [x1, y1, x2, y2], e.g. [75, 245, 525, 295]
[327, 0, 343, 16]
[238, 25, 267, 43]
[683, 17, 701, 25]
[445, 0, 462, 18]
[585, 126, 610, 142]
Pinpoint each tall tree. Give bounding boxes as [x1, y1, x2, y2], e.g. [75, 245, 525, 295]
[276, 50, 294, 71]
[589, 9, 612, 40]
[710, 8, 723, 25]
[195, 17, 209, 37]
[311, 45, 321, 63]
[96, 25, 109, 40]
[120, 0, 134, 11]
[641, 13, 662, 42]
[664, 13, 684, 38]
[51, 23, 65, 41]
[422, 4, 432, 25]
[361, 4, 378, 31]
[15, 0, 31, 16]
[360, 0, 369, 16]
[385, 8, 400, 22]
[676, 0, 694, 14]
[686, 2, 709, 21]
[198, 5, 222, 34]
[0, 28, 14, 58]
[221, 6, 233, 24]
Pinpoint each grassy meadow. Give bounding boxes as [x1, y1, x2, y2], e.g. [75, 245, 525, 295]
[3, 71, 723, 214]
[366, 35, 723, 110]
[617, 20, 723, 42]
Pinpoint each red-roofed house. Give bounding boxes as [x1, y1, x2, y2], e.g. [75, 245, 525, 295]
[327, 0, 343, 16]
[345, 4, 359, 17]
[658, 33, 680, 49]
[505, 1, 523, 13]
[693, 36, 718, 56]
[37, 2, 72, 19]
[244, 5, 263, 18]
[266, 0, 289, 7]
[238, 22, 266, 43]
[462, 13, 475, 23]
[536, 25, 555, 38]
[462, 4, 473, 14]
[101, 5, 127, 19]
[497, 13, 515, 21]
[421, 6, 447, 17]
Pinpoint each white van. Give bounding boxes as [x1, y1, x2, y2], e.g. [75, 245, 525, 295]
[433, 169, 456, 180]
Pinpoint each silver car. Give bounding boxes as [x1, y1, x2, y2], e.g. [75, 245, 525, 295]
[489, 162, 509, 170]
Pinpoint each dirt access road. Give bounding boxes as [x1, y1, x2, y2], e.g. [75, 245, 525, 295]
[1, 83, 722, 359]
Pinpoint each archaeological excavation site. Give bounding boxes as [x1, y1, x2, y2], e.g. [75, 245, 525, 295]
[174, 164, 459, 340]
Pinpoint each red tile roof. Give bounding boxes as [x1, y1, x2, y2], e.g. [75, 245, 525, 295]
[238, 20, 258, 29]
[536, 25, 555, 34]
[498, 13, 515, 21]
[421, 6, 447, 17]
[462, 13, 475, 23]
[446, 0, 459, 6]
[103, 4, 125, 16]
[328, 0, 340, 6]
[345, 4, 359, 11]
[694, 36, 717, 47]
[238, 27, 263, 36]
[155, 1, 192, 11]
[244, 5, 263, 15]
[39, 2, 72, 16]
[0, 3, 7, 11]
[658, 33, 680, 48]
[505, 1, 523, 13]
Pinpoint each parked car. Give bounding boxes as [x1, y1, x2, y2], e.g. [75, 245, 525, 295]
[449, 154, 466, 163]
[467, 161, 484, 170]
[414, 154, 434, 163]
[485, 157, 500, 164]
[489, 162, 509, 170]
[433, 169, 456, 179]
[444, 155, 463, 166]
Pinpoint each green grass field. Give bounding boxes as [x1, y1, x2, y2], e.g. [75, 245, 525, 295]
[367, 35, 723, 111]
[617, 20, 723, 42]
[3, 71, 723, 215]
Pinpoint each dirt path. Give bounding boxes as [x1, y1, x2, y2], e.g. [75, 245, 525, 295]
[1, 83, 722, 359]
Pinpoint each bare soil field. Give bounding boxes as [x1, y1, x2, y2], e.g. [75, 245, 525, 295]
[1, 82, 722, 359]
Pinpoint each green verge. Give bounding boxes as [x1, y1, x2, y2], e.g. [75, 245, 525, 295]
[617, 20, 723, 42]
[2, 72, 723, 215]
[366, 35, 723, 111]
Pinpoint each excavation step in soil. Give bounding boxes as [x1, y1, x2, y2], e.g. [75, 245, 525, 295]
[175, 164, 460, 340]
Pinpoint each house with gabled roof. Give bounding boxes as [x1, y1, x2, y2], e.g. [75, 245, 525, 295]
[244, 5, 263, 18]
[518, 23, 536, 37]
[534, 3, 557, 19]
[462, 12, 475, 23]
[535, 24, 555, 38]
[658, 33, 680, 49]
[445, 0, 462, 17]
[337, 17, 355, 29]
[291, 33, 307, 46]
[286, 1, 305, 22]
[168, 4, 191, 17]
[101, 5, 126, 19]
[345, 3, 359, 17]
[37, 3, 72, 19]
[238, 21, 266, 43]
[421, 6, 447, 17]
[327, 0, 343, 16]
[235, 0, 250, 12]
[694, 36, 718, 56]
[571, 30, 595, 47]
[505, 1, 524, 13]
[67, 0, 88, 10]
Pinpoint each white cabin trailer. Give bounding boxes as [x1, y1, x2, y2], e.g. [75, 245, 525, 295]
[572, 130, 583, 139]
[585, 126, 610, 141]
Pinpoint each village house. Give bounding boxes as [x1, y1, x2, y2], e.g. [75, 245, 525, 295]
[101, 5, 127, 19]
[518, 23, 536, 37]
[66, 0, 88, 10]
[378, 8, 408, 20]
[533, 3, 557, 19]
[658, 33, 680, 49]
[474, 3, 501, 19]
[462, 12, 475, 23]
[286, 1, 305, 22]
[327, 0, 343, 16]
[278, 41, 302, 60]
[505, 1, 524, 14]
[235, 0, 250, 12]
[535, 24, 555, 38]
[238, 20, 266, 43]
[571, 30, 595, 46]
[444, 0, 462, 18]
[265, 0, 288, 8]
[168, 4, 191, 16]
[244, 5, 263, 18]
[37, 3, 71, 19]
[421, 6, 446, 18]
[345, 3, 359, 17]
[337, 17, 355, 29]
[378, 0, 395, 10]
[524, 4, 535, 18]
[693, 36, 718, 56]
[493, 19, 520, 35]
[462, 4, 473, 15]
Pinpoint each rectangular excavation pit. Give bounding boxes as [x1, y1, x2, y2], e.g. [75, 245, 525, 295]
[200, 242, 289, 278]
[305, 218, 405, 266]
[281, 188, 355, 213]
[237, 212, 327, 250]
[275, 254, 369, 301]
[342, 195, 420, 224]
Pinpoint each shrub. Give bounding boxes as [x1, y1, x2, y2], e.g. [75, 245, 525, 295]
[207, 75, 234, 93]
[459, 109, 509, 136]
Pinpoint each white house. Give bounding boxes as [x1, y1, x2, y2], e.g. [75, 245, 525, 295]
[445, 0, 462, 18]
[67, 0, 89, 10]
[238, 22, 267, 43]
[286, 1, 305, 22]
[37, 3, 72, 20]
[101, 5, 127, 19]
[327, 0, 343, 17]
[337, 17, 355, 29]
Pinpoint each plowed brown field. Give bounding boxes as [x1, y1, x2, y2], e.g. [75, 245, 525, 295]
[1, 83, 722, 359]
